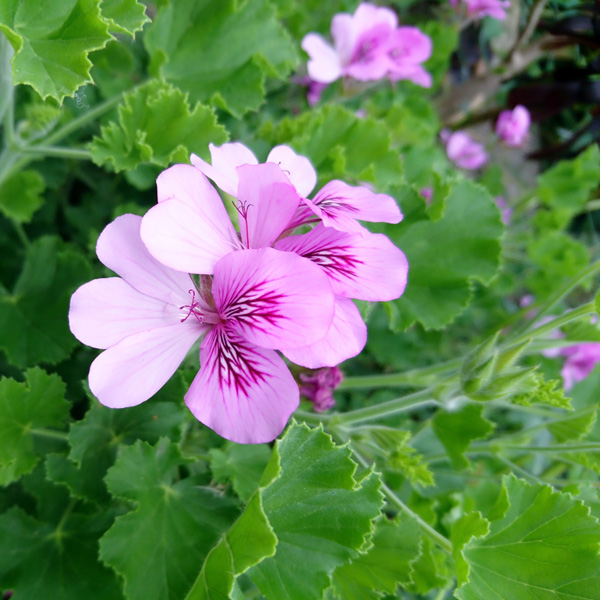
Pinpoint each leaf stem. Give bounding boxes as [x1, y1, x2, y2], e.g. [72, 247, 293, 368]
[30, 428, 69, 441]
[12, 220, 30, 249]
[20, 146, 92, 160]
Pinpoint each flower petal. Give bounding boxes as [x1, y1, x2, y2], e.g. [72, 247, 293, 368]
[331, 13, 356, 65]
[283, 296, 366, 368]
[213, 247, 334, 350]
[186, 326, 299, 444]
[302, 33, 343, 83]
[275, 223, 408, 301]
[266, 145, 317, 197]
[141, 165, 241, 274]
[308, 180, 403, 233]
[96, 214, 195, 302]
[69, 278, 177, 350]
[89, 322, 206, 408]
[190, 142, 258, 196]
[236, 163, 301, 248]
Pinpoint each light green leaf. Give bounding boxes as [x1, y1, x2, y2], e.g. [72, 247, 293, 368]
[407, 537, 450, 594]
[99, 0, 149, 37]
[0, 236, 93, 367]
[144, 0, 297, 117]
[386, 179, 503, 329]
[247, 422, 384, 600]
[451, 511, 489, 586]
[330, 514, 422, 600]
[0, 31, 13, 123]
[210, 442, 271, 503]
[89, 79, 228, 173]
[0, 0, 112, 102]
[0, 168, 45, 222]
[549, 408, 597, 443]
[512, 374, 571, 410]
[456, 476, 600, 599]
[100, 438, 238, 600]
[432, 405, 495, 470]
[0, 368, 69, 486]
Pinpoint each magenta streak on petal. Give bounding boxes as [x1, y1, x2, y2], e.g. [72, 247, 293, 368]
[206, 325, 269, 397]
[316, 193, 361, 214]
[302, 243, 363, 282]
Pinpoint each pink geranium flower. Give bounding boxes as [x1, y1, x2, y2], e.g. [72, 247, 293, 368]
[450, 0, 510, 20]
[560, 343, 600, 391]
[301, 2, 432, 87]
[495, 105, 531, 147]
[70, 214, 336, 444]
[441, 129, 488, 170]
[300, 366, 344, 412]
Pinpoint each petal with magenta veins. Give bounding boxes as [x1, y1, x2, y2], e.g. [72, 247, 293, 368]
[190, 142, 258, 197]
[266, 145, 317, 197]
[212, 247, 334, 350]
[186, 325, 299, 444]
[96, 214, 195, 302]
[283, 296, 366, 368]
[309, 180, 402, 233]
[236, 163, 301, 249]
[69, 278, 183, 350]
[89, 322, 207, 409]
[274, 223, 408, 302]
[302, 33, 344, 83]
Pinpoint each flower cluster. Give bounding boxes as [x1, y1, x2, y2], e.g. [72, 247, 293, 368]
[441, 129, 488, 171]
[70, 144, 408, 444]
[302, 2, 432, 89]
[450, 0, 511, 21]
[495, 105, 531, 147]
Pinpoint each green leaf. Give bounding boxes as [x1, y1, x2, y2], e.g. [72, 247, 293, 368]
[451, 511, 489, 586]
[406, 537, 450, 595]
[432, 405, 495, 469]
[89, 79, 228, 173]
[0, 31, 13, 124]
[330, 514, 422, 600]
[0, 236, 93, 367]
[0, 368, 69, 486]
[144, 0, 297, 117]
[512, 374, 572, 409]
[537, 145, 600, 224]
[386, 179, 503, 329]
[99, 0, 149, 37]
[0, 0, 112, 102]
[421, 21, 459, 91]
[0, 168, 45, 222]
[456, 475, 600, 599]
[247, 422, 384, 600]
[549, 408, 597, 443]
[100, 438, 238, 600]
[210, 441, 271, 503]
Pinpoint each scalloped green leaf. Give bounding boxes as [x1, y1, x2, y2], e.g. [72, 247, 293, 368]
[456, 476, 600, 599]
[99, 0, 149, 37]
[0, 368, 69, 486]
[144, 0, 297, 117]
[0, 236, 93, 367]
[385, 179, 503, 330]
[99, 438, 238, 600]
[451, 511, 490, 586]
[247, 422, 384, 600]
[330, 514, 422, 600]
[0, 168, 45, 222]
[0, 0, 112, 102]
[89, 79, 228, 173]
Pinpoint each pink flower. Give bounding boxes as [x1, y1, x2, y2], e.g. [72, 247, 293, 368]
[494, 196, 512, 224]
[300, 367, 344, 412]
[450, 0, 510, 20]
[495, 105, 531, 147]
[70, 214, 336, 444]
[301, 3, 431, 87]
[441, 129, 488, 170]
[560, 343, 600, 391]
[420, 187, 433, 204]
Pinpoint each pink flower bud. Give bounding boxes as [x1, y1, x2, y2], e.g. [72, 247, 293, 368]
[495, 105, 531, 147]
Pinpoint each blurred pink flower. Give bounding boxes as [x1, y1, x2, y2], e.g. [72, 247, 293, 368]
[496, 105, 531, 147]
[494, 196, 512, 224]
[420, 187, 433, 204]
[301, 3, 432, 87]
[450, 0, 510, 20]
[441, 129, 488, 170]
[300, 366, 344, 412]
[560, 343, 600, 391]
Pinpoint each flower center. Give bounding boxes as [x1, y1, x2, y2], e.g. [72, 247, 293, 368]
[179, 289, 204, 323]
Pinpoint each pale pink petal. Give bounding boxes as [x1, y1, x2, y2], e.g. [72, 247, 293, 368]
[212, 247, 334, 350]
[308, 180, 403, 232]
[274, 224, 408, 301]
[331, 13, 356, 65]
[190, 142, 258, 197]
[283, 297, 366, 368]
[353, 3, 398, 31]
[302, 33, 343, 83]
[141, 165, 242, 274]
[69, 278, 178, 350]
[236, 163, 301, 248]
[387, 64, 433, 87]
[96, 214, 194, 301]
[266, 145, 317, 197]
[89, 323, 206, 408]
[186, 326, 299, 444]
[386, 27, 432, 65]
[495, 105, 531, 147]
[445, 131, 488, 170]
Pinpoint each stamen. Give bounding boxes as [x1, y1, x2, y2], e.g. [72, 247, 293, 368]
[232, 199, 253, 246]
[277, 161, 291, 176]
[179, 289, 204, 323]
